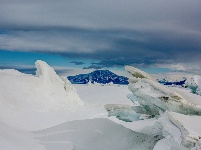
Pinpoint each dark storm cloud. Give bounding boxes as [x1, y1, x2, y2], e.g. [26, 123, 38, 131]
[83, 57, 161, 69]
[0, 0, 201, 66]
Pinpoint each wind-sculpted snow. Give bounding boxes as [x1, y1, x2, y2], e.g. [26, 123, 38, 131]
[34, 118, 158, 150]
[168, 112, 201, 149]
[1, 60, 201, 149]
[67, 70, 129, 85]
[0, 60, 85, 130]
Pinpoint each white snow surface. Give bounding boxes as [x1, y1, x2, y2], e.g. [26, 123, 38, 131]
[168, 112, 201, 147]
[0, 60, 86, 131]
[194, 75, 201, 87]
[1, 61, 201, 150]
[0, 60, 159, 150]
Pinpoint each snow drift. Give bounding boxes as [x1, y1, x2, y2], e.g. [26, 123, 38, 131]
[0, 60, 85, 130]
[0, 60, 162, 150]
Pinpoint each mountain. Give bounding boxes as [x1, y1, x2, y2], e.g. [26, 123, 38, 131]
[157, 78, 186, 86]
[67, 70, 129, 85]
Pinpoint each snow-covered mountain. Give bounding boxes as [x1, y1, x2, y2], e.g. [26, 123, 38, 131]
[157, 78, 186, 86]
[67, 70, 129, 85]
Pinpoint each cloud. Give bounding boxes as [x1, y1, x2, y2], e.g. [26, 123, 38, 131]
[0, 0, 201, 66]
[70, 61, 85, 65]
[155, 63, 187, 71]
[0, 64, 36, 74]
[0, 64, 75, 75]
[1, 0, 201, 30]
[83, 57, 160, 69]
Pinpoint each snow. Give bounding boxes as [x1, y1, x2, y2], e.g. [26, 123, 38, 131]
[34, 118, 158, 150]
[1, 60, 201, 150]
[193, 75, 201, 87]
[125, 65, 201, 149]
[0, 60, 161, 150]
[168, 112, 201, 148]
[0, 60, 85, 131]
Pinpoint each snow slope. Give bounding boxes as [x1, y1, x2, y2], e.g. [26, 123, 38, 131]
[0, 60, 85, 130]
[1, 60, 201, 150]
[168, 112, 201, 148]
[34, 118, 158, 150]
[0, 60, 162, 150]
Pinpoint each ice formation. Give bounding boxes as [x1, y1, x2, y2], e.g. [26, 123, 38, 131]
[185, 75, 201, 96]
[0, 60, 86, 131]
[1, 60, 84, 112]
[104, 104, 141, 122]
[125, 66, 201, 116]
[124, 65, 201, 149]
[100, 66, 201, 149]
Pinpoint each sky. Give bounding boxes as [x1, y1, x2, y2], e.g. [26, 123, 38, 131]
[0, 0, 201, 74]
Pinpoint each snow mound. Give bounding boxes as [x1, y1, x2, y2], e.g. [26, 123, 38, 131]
[168, 112, 201, 148]
[35, 118, 158, 150]
[0, 60, 85, 130]
[35, 60, 84, 107]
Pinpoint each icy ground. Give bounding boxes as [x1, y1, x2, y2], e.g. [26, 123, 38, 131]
[0, 60, 201, 150]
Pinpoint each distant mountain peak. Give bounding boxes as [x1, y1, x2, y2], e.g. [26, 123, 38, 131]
[67, 70, 128, 85]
